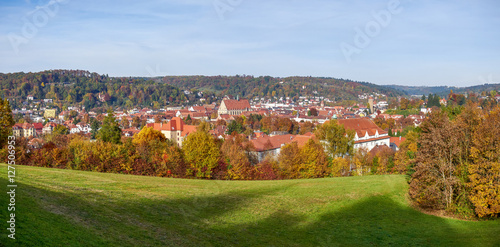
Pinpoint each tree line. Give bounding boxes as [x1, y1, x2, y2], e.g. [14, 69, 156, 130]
[409, 104, 500, 218]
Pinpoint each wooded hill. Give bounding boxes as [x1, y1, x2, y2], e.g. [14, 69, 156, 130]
[0, 70, 195, 110]
[0, 70, 406, 110]
[159, 75, 404, 101]
[386, 83, 500, 96]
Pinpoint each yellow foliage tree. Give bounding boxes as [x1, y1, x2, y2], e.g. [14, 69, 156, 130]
[330, 157, 350, 177]
[298, 139, 329, 178]
[277, 142, 301, 179]
[468, 106, 500, 217]
[132, 127, 166, 145]
[222, 134, 255, 180]
[183, 128, 221, 179]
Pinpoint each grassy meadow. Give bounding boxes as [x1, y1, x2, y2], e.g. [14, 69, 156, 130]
[0, 164, 499, 247]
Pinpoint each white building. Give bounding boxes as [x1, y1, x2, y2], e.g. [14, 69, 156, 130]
[338, 118, 391, 151]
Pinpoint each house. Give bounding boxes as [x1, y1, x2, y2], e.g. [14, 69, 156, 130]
[44, 109, 57, 119]
[43, 122, 58, 135]
[122, 127, 140, 137]
[28, 138, 45, 149]
[12, 123, 36, 138]
[68, 124, 81, 134]
[390, 136, 406, 151]
[337, 118, 390, 151]
[250, 133, 314, 162]
[209, 125, 227, 139]
[148, 117, 197, 146]
[218, 99, 251, 116]
[32, 123, 44, 136]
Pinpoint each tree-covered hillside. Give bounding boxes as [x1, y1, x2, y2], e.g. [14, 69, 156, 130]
[386, 84, 500, 96]
[160, 75, 404, 101]
[0, 70, 194, 110]
[0, 70, 406, 110]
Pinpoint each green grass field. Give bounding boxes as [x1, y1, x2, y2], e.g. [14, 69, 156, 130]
[0, 164, 499, 247]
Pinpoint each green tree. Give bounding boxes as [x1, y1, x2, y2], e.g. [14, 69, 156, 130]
[0, 98, 15, 147]
[90, 118, 100, 139]
[315, 120, 355, 158]
[226, 120, 244, 134]
[98, 110, 122, 144]
[53, 124, 69, 135]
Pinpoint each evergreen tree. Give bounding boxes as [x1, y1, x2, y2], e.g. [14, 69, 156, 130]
[98, 110, 122, 144]
[90, 118, 100, 139]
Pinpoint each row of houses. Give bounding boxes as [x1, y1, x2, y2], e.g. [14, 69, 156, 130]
[11, 122, 93, 138]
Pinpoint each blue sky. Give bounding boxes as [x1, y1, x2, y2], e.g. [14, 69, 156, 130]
[0, 0, 499, 86]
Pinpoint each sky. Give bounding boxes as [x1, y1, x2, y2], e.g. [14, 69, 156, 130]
[0, 0, 499, 87]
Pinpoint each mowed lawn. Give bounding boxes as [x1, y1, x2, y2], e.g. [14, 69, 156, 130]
[0, 164, 499, 247]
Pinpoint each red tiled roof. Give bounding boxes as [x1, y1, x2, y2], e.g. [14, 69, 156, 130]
[44, 122, 58, 128]
[354, 135, 390, 144]
[15, 123, 34, 129]
[149, 117, 185, 131]
[369, 144, 393, 156]
[222, 99, 251, 110]
[191, 106, 207, 112]
[218, 114, 234, 120]
[32, 123, 44, 130]
[337, 118, 387, 137]
[390, 136, 406, 147]
[148, 117, 197, 138]
[250, 134, 314, 152]
[181, 125, 197, 137]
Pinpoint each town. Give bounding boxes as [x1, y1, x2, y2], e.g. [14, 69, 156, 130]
[11, 92, 436, 156]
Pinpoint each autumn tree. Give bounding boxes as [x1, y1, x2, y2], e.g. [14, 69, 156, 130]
[372, 146, 396, 175]
[132, 116, 141, 128]
[299, 121, 315, 135]
[53, 124, 69, 135]
[308, 108, 318, 116]
[132, 126, 166, 145]
[221, 133, 256, 180]
[121, 116, 130, 129]
[393, 130, 418, 175]
[0, 98, 15, 147]
[183, 125, 221, 179]
[298, 139, 329, 178]
[353, 147, 370, 176]
[468, 106, 500, 217]
[277, 142, 301, 179]
[409, 110, 461, 209]
[154, 115, 162, 123]
[400, 97, 410, 110]
[315, 120, 355, 158]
